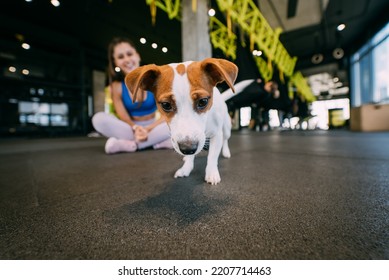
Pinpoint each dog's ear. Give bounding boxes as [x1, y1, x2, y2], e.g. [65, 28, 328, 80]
[124, 64, 160, 102]
[201, 58, 238, 92]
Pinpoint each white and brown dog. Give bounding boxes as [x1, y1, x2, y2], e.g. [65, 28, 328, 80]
[125, 58, 238, 185]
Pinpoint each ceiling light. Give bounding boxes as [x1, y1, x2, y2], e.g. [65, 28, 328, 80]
[140, 38, 146, 44]
[333, 48, 344, 59]
[311, 53, 324, 64]
[151, 43, 158, 49]
[208, 8, 216, 17]
[337, 23, 346, 31]
[114, 67, 120, 72]
[252, 50, 262, 56]
[162, 47, 168, 53]
[51, 0, 60, 7]
[22, 69, 30, 75]
[9, 66, 17, 73]
[22, 43, 30, 50]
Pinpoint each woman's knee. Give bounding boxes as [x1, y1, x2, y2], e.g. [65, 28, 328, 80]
[91, 112, 108, 130]
[155, 122, 171, 137]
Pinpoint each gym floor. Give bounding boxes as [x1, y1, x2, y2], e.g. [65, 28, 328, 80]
[1, 129, 388, 259]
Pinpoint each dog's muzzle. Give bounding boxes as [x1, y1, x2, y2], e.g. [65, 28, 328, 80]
[177, 140, 199, 155]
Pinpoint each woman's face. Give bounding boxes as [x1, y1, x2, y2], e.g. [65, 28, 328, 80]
[113, 42, 141, 75]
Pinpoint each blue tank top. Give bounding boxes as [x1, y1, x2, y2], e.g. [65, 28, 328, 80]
[121, 82, 157, 117]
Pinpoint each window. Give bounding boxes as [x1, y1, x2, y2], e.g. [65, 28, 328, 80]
[19, 101, 69, 127]
[350, 22, 389, 107]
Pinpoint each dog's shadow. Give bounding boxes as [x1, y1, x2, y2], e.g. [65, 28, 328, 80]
[105, 157, 232, 229]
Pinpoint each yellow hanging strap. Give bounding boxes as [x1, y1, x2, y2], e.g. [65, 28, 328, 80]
[227, 9, 232, 37]
[249, 33, 254, 51]
[254, 56, 273, 82]
[279, 70, 285, 84]
[150, 0, 157, 25]
[267, 57, 272, 71]
[291, 71, 316, 102]
[209, 17, 237, 59]
[146, 0, 181, 21]
[192, 0, 197, 12]
[215, 0, 298, 78]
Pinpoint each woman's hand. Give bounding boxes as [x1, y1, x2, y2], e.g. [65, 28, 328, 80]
[133, 125, 148, 142]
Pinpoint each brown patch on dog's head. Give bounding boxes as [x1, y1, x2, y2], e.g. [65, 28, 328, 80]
[186, 58, 238, 114]
[125, 64, 176, 124]
[201, 58, 238, 90]
[175, 63, 186, 76]
[125, 64, 159, 102]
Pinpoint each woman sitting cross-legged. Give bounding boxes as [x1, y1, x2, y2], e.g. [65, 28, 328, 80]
[92, 37, 172, 154]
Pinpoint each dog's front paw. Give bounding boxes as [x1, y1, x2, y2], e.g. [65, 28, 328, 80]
[222, 145, 231, 158]
[174, 167, 192, 178]
[174, 155, 194, 178]
[205, 169, 221, 185]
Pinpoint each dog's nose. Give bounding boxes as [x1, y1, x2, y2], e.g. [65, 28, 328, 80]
[177, 140, 199, 155]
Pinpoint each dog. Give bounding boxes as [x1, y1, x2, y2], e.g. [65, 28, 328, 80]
[125, 58, 238, 185]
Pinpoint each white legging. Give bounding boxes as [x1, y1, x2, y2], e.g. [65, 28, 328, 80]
[92, 112, 170, 150]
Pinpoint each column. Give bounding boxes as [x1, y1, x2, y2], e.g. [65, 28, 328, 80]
[181, 0, 212, 61]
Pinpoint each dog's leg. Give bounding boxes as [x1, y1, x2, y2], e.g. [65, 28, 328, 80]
[205, 133, 223, 185]
[222, 139, 231, 158]
[222, 111, 232, 158]
[174, 155, 195, 178]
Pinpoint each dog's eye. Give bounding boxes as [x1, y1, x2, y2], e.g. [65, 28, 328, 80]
[160, 102, 174, 112]
[197, 98, 209, 110]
